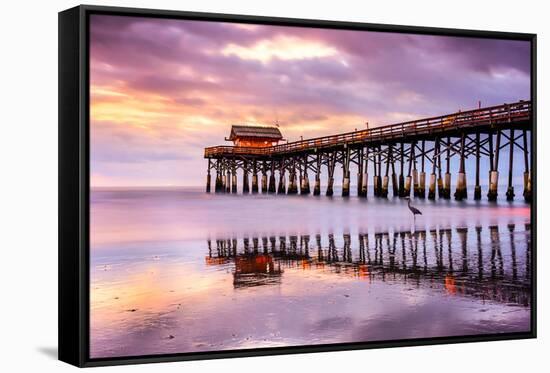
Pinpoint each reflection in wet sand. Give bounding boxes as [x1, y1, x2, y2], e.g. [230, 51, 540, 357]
[207, 225, 531, 306]
[90, 189, 531, 359]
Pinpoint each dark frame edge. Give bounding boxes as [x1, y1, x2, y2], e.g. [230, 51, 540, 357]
[58, 5, 86, 368]
[58, 4, 537, 368]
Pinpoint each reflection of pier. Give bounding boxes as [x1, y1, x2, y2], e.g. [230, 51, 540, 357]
[205, 101, 532, 201]
[206, 225, 531, 306]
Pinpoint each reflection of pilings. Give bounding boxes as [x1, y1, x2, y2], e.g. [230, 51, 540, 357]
[457, 228, 468, 273]
[476, 226, 483, 280]
[207, 226, 531, 304]
[508, 224, 517, 281]
[489, 226, 504, 278]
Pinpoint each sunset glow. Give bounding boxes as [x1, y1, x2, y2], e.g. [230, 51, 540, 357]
[90, 15, 530, 187]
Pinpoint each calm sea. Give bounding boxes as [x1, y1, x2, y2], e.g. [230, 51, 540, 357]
[90, 187, 531, 358]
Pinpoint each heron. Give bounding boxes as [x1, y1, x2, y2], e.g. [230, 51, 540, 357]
[405, 197, 422, 224]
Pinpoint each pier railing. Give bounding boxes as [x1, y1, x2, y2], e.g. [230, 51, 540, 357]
[205, 100, 531, 158]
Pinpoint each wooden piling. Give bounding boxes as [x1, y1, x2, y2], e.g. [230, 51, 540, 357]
[487, 131, 500, 201]
[361, 147, 369, 197]
[404, 142, 414, 197]
[288, 159, 298, 194]
[206, 159, 211, 193]
[261, 161, 268, 193]
[232, 165, 238, 194]
[277, 159, 286, 194]
[225, 163, 231, 193]
[444, 137, 451, 199]
[418, 140, 426, 198]
[242, 161, 249, 194]
[398, 142, 405, 197]
[506, 129, 515, 201]
[326, 152, 336, 196]
[428, 139, 437, 200]
[313, 153, 321, 196]
[381, 145, 390, 198]
[474, 133, 481, 200]
[301, 155, 310, 195]
[436, 139, 444, 199]
[251, 160, 259, 194]
[342, 147, 351, 197]
[454, 133, 467, 201]
[268, 161, 276, 194]
[357, 148, 364, 197]
[523, 130, 531, 202]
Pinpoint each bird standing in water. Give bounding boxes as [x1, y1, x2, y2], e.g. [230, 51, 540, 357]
[406, 197, 422, 225]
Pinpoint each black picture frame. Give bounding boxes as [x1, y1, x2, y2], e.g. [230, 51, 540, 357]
[59, 4, 537, 367]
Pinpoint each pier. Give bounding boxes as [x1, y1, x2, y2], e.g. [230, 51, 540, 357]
[204, 100, 532, 201]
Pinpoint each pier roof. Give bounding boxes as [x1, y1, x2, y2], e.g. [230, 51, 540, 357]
[228, 125, 283, 141]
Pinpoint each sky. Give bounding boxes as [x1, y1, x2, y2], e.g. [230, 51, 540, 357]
[90, 15, 530, 187]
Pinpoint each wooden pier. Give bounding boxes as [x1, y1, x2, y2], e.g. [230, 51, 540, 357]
[204, 100, 532, 201]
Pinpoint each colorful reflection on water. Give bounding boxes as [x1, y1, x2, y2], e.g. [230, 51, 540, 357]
[90, 188, 531, 358]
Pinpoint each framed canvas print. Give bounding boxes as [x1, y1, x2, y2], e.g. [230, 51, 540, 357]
[58, 5, 536, 367]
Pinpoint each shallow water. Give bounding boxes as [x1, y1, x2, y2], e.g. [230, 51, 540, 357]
[90, 187, 531, 358]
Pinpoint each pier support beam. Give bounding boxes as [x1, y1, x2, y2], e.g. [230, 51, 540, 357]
[268, 162, 276, 194]
[455, 133, 467, 201]
[443, 137, 451, 199]
[277, 160, 286, 194]
[523, 130, 531, 202]
[301, 156, 310, 195]
[506, 129, 515, 201]
[241, 161, 249, 194]
[488, 131, 500, 201]
[288, 160, 298, 195]
[251, 160, 259, 194]
[232, 168, 238, 193]
[342, 147, 351, 197]
[216, 160, 223, 193]
[206, 159, 211, 193]
[326, 152, 336, 196]
[226, 165, 231, 193]
[361, 148, 369, 197]
[404, 142, 414, 197]
[261, 161, 268, 194]
[313, 153, 321, 196]
[357, 148, 364, 197]
[381, 145, 390, 198]
[428, 140, 437, 200]
[398, 142, 405, 197]
[474, 133, 482, 200]
[418, 141, 426, 198]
